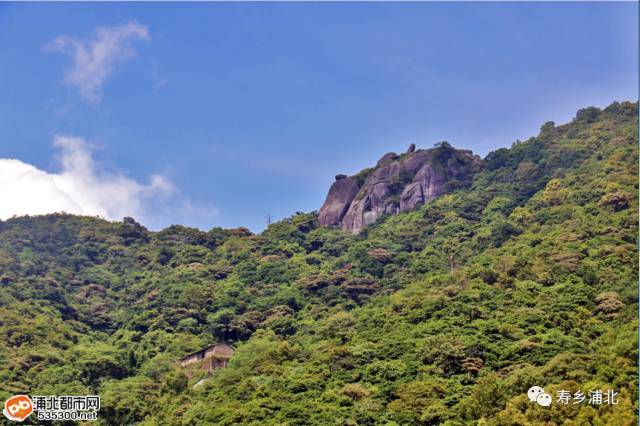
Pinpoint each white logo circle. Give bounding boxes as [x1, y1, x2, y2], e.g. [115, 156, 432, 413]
[527, 386, 544, 402]
[536, 392, 552, 407]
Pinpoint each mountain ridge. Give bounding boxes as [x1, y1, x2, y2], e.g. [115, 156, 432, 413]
[0, 101, 636, 425]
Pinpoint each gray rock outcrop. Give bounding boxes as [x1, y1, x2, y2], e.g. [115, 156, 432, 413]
[318, 143, 482, 233]
[317, 175, 361, 227]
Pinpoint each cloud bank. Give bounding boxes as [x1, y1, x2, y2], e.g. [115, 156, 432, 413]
[46, 22, 150, 103]
[0, 136, 216, 229]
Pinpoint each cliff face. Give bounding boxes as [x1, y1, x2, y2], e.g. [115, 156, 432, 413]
[318, 143, 482, 233]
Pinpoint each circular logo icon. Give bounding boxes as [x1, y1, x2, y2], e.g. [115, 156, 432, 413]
[527, 386, 544, 402]
[536, 392, 552, 407]
[3, 395, 33, 422]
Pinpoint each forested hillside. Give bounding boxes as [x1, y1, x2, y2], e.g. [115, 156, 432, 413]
[0, 101, 637, 425]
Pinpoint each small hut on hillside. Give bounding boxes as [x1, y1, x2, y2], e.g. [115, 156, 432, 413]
[179, 343, 235, 374]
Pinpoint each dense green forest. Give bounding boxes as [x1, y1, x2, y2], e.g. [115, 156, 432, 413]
[0, 101, 637, 425]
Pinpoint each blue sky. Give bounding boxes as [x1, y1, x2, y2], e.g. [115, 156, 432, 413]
[0, 2, 637, 232]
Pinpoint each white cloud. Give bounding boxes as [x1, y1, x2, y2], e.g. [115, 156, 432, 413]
[0, 135, 217, 229]
[46, 22, 150, 103]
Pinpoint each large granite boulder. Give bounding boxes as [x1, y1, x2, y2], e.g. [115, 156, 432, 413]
[318, 143, 482, 233]
[317, 175, 360, 227]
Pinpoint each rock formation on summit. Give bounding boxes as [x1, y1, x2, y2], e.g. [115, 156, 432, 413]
[318, 142, 482, 233]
